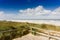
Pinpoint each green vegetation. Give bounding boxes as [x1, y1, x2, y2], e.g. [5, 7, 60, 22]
[0, 21, 60, 40]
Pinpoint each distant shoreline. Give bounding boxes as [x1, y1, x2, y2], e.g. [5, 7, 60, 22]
[0, 19, 60, 26]
[4, 20, 60, 26]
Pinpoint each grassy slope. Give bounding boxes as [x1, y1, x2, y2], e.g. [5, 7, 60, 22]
[0, 21, 60, 31]
[0, 21, 60, 40]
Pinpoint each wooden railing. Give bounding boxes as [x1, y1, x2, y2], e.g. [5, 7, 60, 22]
[30, 27, 60, 40]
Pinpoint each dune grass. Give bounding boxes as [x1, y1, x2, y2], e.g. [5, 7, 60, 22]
[0, 21, 60, 40]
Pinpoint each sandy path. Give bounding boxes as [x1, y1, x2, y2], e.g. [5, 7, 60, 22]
[13, 33, 49, 40]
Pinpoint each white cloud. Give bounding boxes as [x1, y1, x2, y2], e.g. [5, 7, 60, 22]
[0, 5, 60, 20]
[52, 7, 60, 15]
[0, 11, 4, 16]
[19, 6, 51, 16]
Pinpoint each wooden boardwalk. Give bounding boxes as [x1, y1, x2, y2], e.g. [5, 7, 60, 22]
[31, 27, 60, 40]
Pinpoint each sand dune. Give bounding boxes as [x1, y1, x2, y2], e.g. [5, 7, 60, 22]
[12, 20, 60, 40]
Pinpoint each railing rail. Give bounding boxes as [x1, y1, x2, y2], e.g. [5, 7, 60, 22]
[31, 27, 60, 40]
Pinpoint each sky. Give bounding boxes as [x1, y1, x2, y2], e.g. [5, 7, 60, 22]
[0, 0, 60, 20]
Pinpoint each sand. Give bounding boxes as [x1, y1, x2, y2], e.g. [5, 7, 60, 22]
[13, 33, 49, 40]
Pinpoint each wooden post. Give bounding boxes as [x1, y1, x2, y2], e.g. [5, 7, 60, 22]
[48, 31, 51, 40]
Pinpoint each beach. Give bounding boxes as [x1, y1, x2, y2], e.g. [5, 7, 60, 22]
[7, 20, 60, 26]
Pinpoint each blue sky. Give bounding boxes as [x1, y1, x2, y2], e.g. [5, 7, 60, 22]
[0, 0, 60, 20]
[0, 0, 60, 12]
